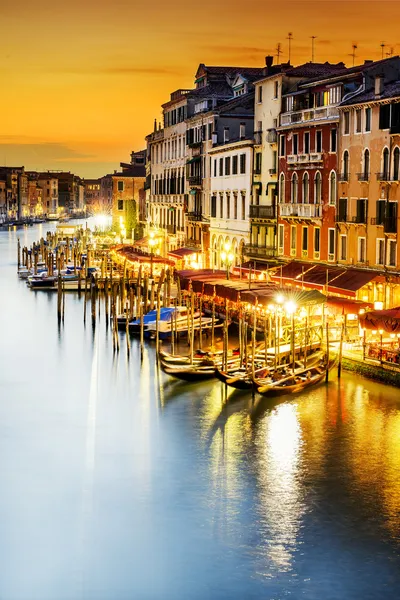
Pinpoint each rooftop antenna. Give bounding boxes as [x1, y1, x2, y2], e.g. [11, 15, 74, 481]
[311, 36, 317, 62]
[380, 41, 385, 59]
[287, 32, 293, 63]
[276, 42, 282, 63]
[351, 43, 358, 66]
[386, 46, 394, 57]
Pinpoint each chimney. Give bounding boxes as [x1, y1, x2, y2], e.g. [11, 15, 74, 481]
[364, 59, 373, 65]
[265, 55, 274, 70]
[375, 75, 384, 97]
[154, 118, 157, 132]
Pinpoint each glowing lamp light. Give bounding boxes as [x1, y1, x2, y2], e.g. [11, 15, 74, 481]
[374, 301, 384, 310]
[223, 241, 232, 252]
[378, 329, 384, 336]
[359, 308, 365, 315]
[275, 294, 284, 305]
[372, 330, 377, 335]
[285, 300, 297, 315]
[221, 251, 227, 262]
[390, 333, 395, 339]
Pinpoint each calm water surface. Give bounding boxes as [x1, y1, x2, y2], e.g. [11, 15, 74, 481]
[0, 223, 400, 600]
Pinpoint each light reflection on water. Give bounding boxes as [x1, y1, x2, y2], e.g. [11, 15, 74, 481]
[1, 223, 400, 599]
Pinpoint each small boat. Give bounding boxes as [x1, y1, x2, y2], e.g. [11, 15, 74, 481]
[159, 347, 240, 366]
[253, 356, 336, 397]
[159, 360, 216, 382]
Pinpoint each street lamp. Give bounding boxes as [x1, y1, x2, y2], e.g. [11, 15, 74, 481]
[220, 241, 234, 280]
[379, 328, 384, 364]
[148, 232, 157, 278]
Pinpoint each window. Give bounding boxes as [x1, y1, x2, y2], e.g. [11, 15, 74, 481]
[220, 195, 223, 218]
[274, 81, 279, 99]
[225, 157, 231, 176]
[279, 135, 286, 157]
[290, 225, 296, 253]
[329, 171, 337, 205]
[328, 228, 335, 259]
[356, 199, 366, 223]
[343, 151, 349, 179]
[376, 238, 385, 265]
[304, 132, 310, 154]
[338, 197, 348, 222]
[365, 107, 372, 132]
[219, 158, 224, 176]
[394, 147, 400, 180]
[382, 148, 390, 179]
[241, 194, 246, 220]
[340, 235, 347, 261]
[224, 127, 230, 143]
[376, 199, 385, 225]
[316, 130, 322, 153]
[363, 149, 370, 179]
[343, 112, 350, 135]
[213, 159, 217, 177]
[293, 134, 298, 155]
[314, 172, 322, 203]
[258, 86, 263, 103]
[118, 199, 123, 210]
[302, 172, 309, 204]
[227, 194, 230, 219]
[279, 173, 285, 203]
[379, 104, 391, 129]
[358, 237, 366, 262]
[291, 173, 298, 203]
[240, 154, 246, 174]
[302, 227, 308, 252]
[255, 153, 262, 174]
[314, 228, 321, 254]
[388, 240, 397, 267]
[355, 109, 362, 133]
[232, 155, 238, 174]
[240, 123, 246, 139]
[278, 224, 284, 251]
[234, 194, 238, 219]
[211, 196, 217, 218]
[330, 129, 337, 153]
[117, 180, 124, 191]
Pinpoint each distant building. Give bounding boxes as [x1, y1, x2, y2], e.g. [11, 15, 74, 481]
[84, 179, 101, 213]
[0, 167, 27, 219]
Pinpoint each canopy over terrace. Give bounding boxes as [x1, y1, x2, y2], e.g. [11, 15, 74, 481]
[271, 261, 383, 298]
[111, 245, 175, 266]
[359, 307, 400, 333]
[176, 270, 326, 307]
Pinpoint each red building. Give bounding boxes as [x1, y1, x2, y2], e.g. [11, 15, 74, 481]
[277, 64, 349, 263]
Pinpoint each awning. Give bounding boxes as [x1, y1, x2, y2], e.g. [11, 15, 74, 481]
[326, 296, 373, 315]
[133, 237, 148, 247]
[186, 156, 201, 164]
[272, 261, 383, 298]
[168, 247, 201, 259]
[359, 307, 400, 333]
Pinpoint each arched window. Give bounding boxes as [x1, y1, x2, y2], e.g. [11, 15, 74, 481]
[343, 151, 349, 180]
[329, 171, 337, 205]
[314, 171, 322, 204]
[279, 173, 285, 203]
[363, 149, 370, 180]
[291, 173, 298, 204]
[302, 172, 309, 204]
[383, 148, 390, 180]
[394, 147, 400, 181]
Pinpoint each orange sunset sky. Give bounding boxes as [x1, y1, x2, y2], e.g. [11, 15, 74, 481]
[2, 0, 400, 178]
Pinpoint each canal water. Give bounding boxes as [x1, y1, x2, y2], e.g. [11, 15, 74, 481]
[1, 222, 400, 600]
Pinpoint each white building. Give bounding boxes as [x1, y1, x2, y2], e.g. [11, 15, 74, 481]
[209, 139, 254, 269]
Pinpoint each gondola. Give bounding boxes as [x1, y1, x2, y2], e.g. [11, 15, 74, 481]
[159, 348, 240, 366]
[253, 356, 337, 397]
[159, 359, 217, 382]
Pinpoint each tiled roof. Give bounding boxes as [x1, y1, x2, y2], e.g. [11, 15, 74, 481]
[190, 82, 234, 98]
[217, 91, 255, 113]
[202, 66, 265, 77]
[285, 62, 346, 79]
[340, 80, 400, 106]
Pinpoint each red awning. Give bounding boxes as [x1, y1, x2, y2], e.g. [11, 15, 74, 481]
[359, 307, 400, 333]
[326, 296, 373, 315]
[168, 247, 201, 259]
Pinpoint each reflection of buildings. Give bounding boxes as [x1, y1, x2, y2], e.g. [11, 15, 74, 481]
[84, 179, 101, 213]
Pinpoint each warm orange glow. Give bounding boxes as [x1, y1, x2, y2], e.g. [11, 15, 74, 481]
[2, 2, 400, 177]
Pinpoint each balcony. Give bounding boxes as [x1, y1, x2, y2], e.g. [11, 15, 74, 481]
[309, 152, 323, 162]
[370, 217, 384, 226]
[186, 212, 203, 222]
[280, 203, 322, 218]
[335, 214, 348, 223]
[188, 140, 202, 149]
[254, 131, 263, 145]
[287, 153, 322, 165]
[357, 173, 369, 182]
[349, 215, 367, 224]
[187, 175, 202, 186]
[279, 105, 339, 127]
[249, 205, 276, 219]
[243, 244, 276, 258]
[377, 172, 390, 182]
[254, 166, 262, 175]
[338, 173, 349, 182]
[267, 128, 277, 143]
[269, 168, 277, 175]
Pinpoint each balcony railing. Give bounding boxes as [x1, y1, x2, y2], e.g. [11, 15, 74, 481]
[254, 131, 263, 145]
[357, 173, 369, 182]
[187, 175, 202, 186]
[279, 105, 339, 127]
[188, 140, 202, 148]
[287, 152, 322, 165]
[254, 166, 262, 175]
[267, 129, 277, 143]
[338, 173, 349, 182]
[243, 244, 276, 258]
[377, 172, 390, 182]
[249, 205, 276, 219]
[269, 168, 277, 175]
[280, 203, 322, 218]
[335, 214, 348, 223]
[349, 215, 367, 224]
[186, 212, 203, 222]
